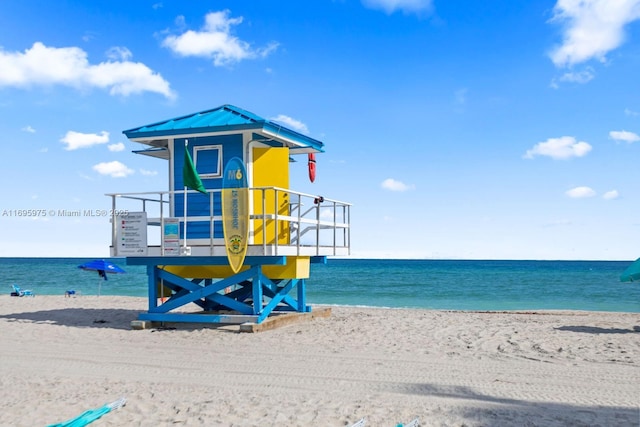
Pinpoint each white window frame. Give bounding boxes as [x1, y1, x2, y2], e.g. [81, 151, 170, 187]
[193, 145, 223, 179]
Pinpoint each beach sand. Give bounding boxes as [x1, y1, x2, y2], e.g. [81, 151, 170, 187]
[0, 295, 638, 426]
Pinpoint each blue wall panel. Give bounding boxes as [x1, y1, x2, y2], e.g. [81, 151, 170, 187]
[174, 134, 243, 239]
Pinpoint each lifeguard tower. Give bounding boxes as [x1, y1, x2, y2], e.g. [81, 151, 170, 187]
[107, 104, 351, 326]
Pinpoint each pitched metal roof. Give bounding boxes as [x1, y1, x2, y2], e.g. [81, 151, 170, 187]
[123, 104, 324, 152]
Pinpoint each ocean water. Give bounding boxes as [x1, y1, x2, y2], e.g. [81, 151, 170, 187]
[1, 258, 639, 313]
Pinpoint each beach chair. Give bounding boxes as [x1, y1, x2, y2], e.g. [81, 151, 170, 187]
[12, 284, 34, 297]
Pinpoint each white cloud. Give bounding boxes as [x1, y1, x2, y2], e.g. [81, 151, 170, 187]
[107, 142, 125, 152]
[162, 10, 279, 66]
[624, 108, 640, 116]
[320, 209, 334, 220]
[269, 114, 309, 134]
[524, 136, 592, 160]
[22, 125, 35, 133]
[454, 88, 467, 105]
[603, 190, 619, 200]
[381, 178, 414, 192]
[61, 130, 109, 150]
[609, 130, 640, 143]
[0, 42, 175, 98]
[549, 0, 640, 67]
[550, 67, 595, 88]
[93, 161, 134, 178]
[566, 186, 596, 198]
[105, 46, 132, 61]
[140, 169, 158, 176]
[362, 0, 432, 14]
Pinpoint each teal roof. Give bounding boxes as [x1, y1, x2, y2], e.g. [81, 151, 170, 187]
[123, 104, 324, 152]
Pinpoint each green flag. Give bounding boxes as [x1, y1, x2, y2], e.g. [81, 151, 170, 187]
[183, 145, 207, 194]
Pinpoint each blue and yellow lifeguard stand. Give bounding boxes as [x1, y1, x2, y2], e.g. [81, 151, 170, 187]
[107, 105, 351, 325]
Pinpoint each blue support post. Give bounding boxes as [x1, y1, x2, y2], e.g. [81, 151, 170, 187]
[147, 265, 158, 312]
[297, 278, 308, 312]
[252, 267, 263, 315]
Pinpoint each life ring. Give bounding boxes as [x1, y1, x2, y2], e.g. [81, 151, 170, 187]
[308, 153, 316, 183]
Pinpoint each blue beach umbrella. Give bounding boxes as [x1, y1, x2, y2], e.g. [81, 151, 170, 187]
[78, 260, 126, 296]
[620, 257, 640, 282]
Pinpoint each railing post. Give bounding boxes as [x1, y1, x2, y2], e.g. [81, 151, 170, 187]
[209, 190, 214, 255]
[262, 188, 267, 254]
[274, 188, 279, 255]
[347, 205, 351, 255]
[111, 195, 117, 256]
[333, 201, 337, 256]
[296, 193, 301, 256]
[316, 199, 321, 256]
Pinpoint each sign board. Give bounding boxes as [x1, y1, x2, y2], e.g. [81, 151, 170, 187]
[162, 217, 180, 256]
[115, 211, 148, 256]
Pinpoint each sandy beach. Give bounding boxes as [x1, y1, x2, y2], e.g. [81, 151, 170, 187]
[0, 295, 638, 426]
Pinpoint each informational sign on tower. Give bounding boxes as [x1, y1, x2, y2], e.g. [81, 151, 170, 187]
[115, 211, 148, 256]
[162, 217, 180, 256]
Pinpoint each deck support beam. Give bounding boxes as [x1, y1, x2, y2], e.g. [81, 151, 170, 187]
[128, 256, 315, 324]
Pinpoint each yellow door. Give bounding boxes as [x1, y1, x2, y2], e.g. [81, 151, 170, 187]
[252, 147, 290, 245]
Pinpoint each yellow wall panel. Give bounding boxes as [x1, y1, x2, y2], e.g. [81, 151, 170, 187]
[252, 147, 290, 245]
[163, 256, 310, 280]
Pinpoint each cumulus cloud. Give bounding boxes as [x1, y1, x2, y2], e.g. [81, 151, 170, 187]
[603, 190, 619, 200]
[162, 10, 279, 66]
[22, 125, 35, 133]
[523, 136, 592, 160]
[566, 186, 596, 198]
[108, 142, 125, 152]
[93, 161, 134, 178]
[0, 42, 175, 98]
[381, 178, 414, 192]
[105, 46, 133, 61]
[61, 130, 109, 151]
[362, 0, 432, 14]
[609, 130, 640, 143]
[550, 67, 595, 88]
[625, 108, 640, 116]
[320, 209, 334, 220]
[140, 169, 158, 176]
[549, 0, 640, 67]
[269, 114, 309, 134]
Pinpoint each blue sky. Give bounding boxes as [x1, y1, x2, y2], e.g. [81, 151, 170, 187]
[1, 0, 640, 260]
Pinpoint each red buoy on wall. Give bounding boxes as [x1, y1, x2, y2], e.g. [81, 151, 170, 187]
[308, 153, 316, 183]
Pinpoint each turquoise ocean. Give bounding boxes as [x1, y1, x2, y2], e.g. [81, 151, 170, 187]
[2, 258, 639, 313]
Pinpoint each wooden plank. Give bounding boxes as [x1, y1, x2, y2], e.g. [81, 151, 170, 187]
[239, 307, 331, 333]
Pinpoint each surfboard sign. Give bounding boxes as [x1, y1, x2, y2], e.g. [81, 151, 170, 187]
[221, 157, 249, 273]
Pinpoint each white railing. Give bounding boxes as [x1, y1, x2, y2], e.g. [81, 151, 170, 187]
[106, 187, 351, 257]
